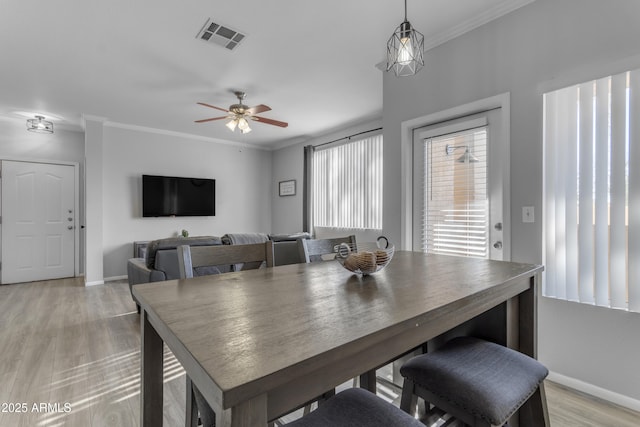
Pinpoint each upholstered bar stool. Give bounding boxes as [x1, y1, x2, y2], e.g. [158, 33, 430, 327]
[284, 388, 424, 427]
[400, 336, 549, 427]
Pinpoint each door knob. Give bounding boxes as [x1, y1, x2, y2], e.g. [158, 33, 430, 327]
[493, 241, 503, 249]
[68, 217, 73, 221]
[494, 222, 502, 231]
[68, 226, 74, 230]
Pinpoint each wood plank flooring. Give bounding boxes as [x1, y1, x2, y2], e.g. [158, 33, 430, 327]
[0, 277, 637, 426]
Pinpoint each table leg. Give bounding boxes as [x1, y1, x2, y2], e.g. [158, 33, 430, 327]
[359, 369, 377, 393]
[216, 393, 268, 427]
[141, 309, 164, 427]
[185, 376, 198, 427]
[515, 273, 549, 427]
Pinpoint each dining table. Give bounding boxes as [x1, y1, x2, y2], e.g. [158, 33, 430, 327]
[133, 251, 546, 427]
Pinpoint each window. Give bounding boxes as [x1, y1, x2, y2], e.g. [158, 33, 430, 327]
[418, 127, 488, 257]
[543, 69, 640, 312]
[311, 134, 383, 230]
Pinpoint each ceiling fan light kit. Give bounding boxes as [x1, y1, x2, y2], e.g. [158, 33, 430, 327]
[227, 116, 251, 134]
[195, 91, 287, 134]
[387, 0, 424, 77]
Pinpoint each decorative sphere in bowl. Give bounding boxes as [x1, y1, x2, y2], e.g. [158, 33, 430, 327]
[336, 236, 394, 275]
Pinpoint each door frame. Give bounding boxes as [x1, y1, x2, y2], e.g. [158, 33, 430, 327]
[400, 92, 511, 259]
[0, 157, 80, 279]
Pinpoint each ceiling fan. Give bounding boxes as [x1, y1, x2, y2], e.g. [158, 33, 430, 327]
[195, 91, 288, 134]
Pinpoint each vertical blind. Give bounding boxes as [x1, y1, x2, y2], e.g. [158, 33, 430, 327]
[420, 128, 488, 257]
[543, 69, 640, 312]
[312, 134, 383, 229]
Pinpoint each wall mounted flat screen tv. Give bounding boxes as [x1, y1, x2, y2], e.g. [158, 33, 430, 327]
[142, 174, 215, 217]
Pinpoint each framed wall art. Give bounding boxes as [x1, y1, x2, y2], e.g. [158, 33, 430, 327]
[279, 180, 296, 196]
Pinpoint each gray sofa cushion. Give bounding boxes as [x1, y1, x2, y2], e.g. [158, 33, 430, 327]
[221, 232, 269, 245]
[269, 232, 311, 242]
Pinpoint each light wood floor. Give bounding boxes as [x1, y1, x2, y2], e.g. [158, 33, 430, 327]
[0, 277, 637, 426]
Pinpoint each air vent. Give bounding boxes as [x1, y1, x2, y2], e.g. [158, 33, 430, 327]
[196, 18, 246, 51]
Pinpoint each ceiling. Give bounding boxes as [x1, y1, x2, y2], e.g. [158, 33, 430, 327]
[0, 0, 533, 149]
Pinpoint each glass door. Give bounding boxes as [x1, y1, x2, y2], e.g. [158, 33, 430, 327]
[412, 109, 507, 260]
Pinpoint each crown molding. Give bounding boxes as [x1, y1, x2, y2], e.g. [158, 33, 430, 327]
[104, 121, 271, 151]
[424, 0, 536, 51]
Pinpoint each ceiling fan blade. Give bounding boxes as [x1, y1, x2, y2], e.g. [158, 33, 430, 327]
[194, 116, 228, 123]
[246, 104, 271, 115]
[252, 115, 288, 128]
[197, 102, 229, 113]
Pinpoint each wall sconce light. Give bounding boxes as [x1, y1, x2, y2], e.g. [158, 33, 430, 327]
[26, 115, 54, 134]
[445, 144, 479, 163]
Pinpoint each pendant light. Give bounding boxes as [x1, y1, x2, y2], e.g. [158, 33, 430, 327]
[386, 0, 424, 77]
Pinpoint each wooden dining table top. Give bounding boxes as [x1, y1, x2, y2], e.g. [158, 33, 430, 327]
[133, 251, 543, 417]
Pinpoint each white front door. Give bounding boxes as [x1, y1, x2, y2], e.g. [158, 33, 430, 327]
[1, 160, 76, 284]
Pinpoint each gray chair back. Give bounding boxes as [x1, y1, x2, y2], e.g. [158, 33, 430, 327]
[298, 235, 356, 263]
[177, 241, 275, 279]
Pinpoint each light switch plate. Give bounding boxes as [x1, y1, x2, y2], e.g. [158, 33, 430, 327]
[522, 206, 535, 223]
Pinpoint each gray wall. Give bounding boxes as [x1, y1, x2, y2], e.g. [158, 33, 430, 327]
[382, 0, 640, 407]
[101, 125, 273, 279]
[271, 142, 304, 234]
[0, 118, 84, 164]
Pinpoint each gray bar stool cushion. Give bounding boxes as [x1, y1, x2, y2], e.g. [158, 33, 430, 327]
[285, 388, 423, 427]
[400, 336, 548, 426]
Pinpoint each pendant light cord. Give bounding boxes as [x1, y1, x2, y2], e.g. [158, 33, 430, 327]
[404, 0, 408, 21]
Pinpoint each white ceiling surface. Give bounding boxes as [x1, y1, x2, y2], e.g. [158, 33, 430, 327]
[0, 0, 533, 149]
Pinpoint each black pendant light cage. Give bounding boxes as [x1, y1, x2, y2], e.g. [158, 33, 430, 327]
[386, 0, 425, 77]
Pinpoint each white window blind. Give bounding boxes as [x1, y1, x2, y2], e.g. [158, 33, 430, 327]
[420, 128, 488, 257]
[543, 69, 640, 312]
[312, 134, 383, 229]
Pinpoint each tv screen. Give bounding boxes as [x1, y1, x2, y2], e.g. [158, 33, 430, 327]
[142, 174, 215, 217]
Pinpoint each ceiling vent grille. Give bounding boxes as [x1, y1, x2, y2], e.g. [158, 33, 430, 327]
[196, 18, 246, 51]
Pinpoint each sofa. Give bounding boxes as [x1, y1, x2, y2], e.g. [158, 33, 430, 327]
[127, 232, 310, 311]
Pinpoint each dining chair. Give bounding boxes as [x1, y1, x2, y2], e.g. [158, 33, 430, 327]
[297, 235, 356, 263]
[399, 336, 550, 426]
[283, 388, 424, 427]
[177, 241, 275, 427]
[177, 240, 274, 278]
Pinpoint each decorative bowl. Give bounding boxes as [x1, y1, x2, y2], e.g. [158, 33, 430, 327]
[336, 236, 395, 275]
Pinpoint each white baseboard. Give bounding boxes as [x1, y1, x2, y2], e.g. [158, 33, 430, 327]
[85, 275, 126, 286]
[104, 275, 127, 282]
[548, 371, 640, 413]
